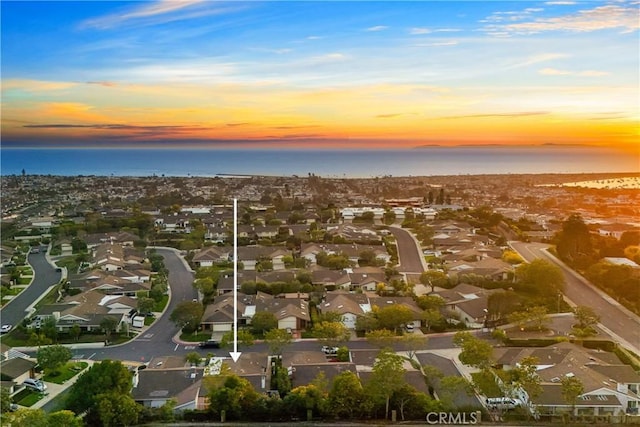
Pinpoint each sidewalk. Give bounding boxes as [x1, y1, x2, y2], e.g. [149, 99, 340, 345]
[29, 360, 95, 410]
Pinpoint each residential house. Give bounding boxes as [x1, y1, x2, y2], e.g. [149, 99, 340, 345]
[432, 283, 496, 328]
[35, 289, 134, 332]
[132, 367, 202, 411]
[0, 357, 37, 394]
[493, 342, 640, 417]
[237, 246, 290, 271]
[320, 291, 370, 329]
[192, 246, 232, 268]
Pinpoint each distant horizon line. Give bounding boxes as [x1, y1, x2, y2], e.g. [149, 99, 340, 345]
[0, 142, 631, 151]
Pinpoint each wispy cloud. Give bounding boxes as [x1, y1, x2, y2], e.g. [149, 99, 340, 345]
[366, 25, 388, 32]
[483, 3, 639, 35]
[376, 113, 403, 118]
[2, 79, 78, 92]
[545, 1, 576, 5]
[413, 41, 459, 47]
[440, 111, 549, 119]
[409, 27, 460, 35]
[506, 53, 569, 69]
[539, 67, 610, 76]
[79, 0, 242, 30]
[87, 81, 117, 87]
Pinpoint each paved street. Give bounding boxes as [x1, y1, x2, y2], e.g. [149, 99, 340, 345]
[0, 249, 61, 328]
[510, 241, 640, 354]
[387, 226, 427, 273]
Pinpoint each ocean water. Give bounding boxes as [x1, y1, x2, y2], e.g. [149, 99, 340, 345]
[0, 146, 637, 178]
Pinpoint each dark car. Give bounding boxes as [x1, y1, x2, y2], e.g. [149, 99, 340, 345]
[199, 340, 220, 349]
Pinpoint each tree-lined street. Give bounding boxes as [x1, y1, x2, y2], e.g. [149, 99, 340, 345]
[510, 241, 640, 354]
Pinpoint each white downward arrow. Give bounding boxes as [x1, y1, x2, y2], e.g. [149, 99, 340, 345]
[230, 198, 242, 362]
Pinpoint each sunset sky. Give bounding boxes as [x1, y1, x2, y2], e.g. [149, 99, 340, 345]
[1, 0, 638, 151]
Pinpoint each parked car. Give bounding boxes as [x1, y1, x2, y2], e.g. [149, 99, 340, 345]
[198, 340, 220, 349]
[486, 397, 522, 410]
[0, 324, 12, 334]
[321, 345, 339, 355]
[405, 323, 415, 332]
[23, 378, 47, 392]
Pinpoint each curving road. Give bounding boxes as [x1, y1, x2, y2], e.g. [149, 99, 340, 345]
[510, 241, 640, 354]
[387, 226, 427, 273]
[0, 249, 61, 328]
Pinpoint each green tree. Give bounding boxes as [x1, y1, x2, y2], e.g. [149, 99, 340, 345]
[4, 408, 48, 427]
[28, 331, 52, 347]
[100, 316, 120, 343]
[47, 410, 84, 427]
[561, 375, 584, 414]
[250, 311, 278, 335]
[420, 270, 449, 292]
[65, 360, 132, 425]
[355, 312, 379, 333]
[555, 213, 595, 267]
[169, 301, 203, 333]
[453, 331, 493, 370]
[365, 329, 396, 349]
[509, 356, 542, 404]
[438, 376, 474, 409]
[502, 249, 524, 264]
[400, 333, 427, 362]
[70, 324, 81, 342]
[220, 329, 255, 349]
[573, 305, 600, 330]
[329, 370, 365, 419]
[313, 321, 351, 347]
[1, 386, 12, 413]
[515, 259, 564, 294]
[376, 304, 414, 333]
[97, 392, 140, 427]
[507, 306, 550, 331]
[185, 352, 202, 366]
[137, 297, 155, 315]
[37, 344, 72, 376]
[416, 295, 445, 311]
[208, 374, 262, 421]
[264, 329, 292, 356]
[365, 349, 406, 420]
[282, 384, 328, 420]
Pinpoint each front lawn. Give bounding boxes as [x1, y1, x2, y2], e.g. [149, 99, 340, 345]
[13, 388, 46, 407]
[152, 295, 169, 312]
[43, 361, 88, 384]
[180, 331, 212, 342]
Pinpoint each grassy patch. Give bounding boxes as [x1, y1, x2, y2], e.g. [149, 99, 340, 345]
[152, 295, 169, 312]
[55, 257, 79, 273]
[43, 361, 88, 384]
[180, 331, 212, 342]
[17, 277, 32, 285]
[14, 388, 45, 407]
[144, 316, 155, 326]
[471, 370, 503, 398]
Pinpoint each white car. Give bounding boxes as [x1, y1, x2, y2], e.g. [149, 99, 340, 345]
[486, 397, 522, 410]
[0, 324, 12, 334]
[321, 345, 339, 355]
[23, 378, 47, 392]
